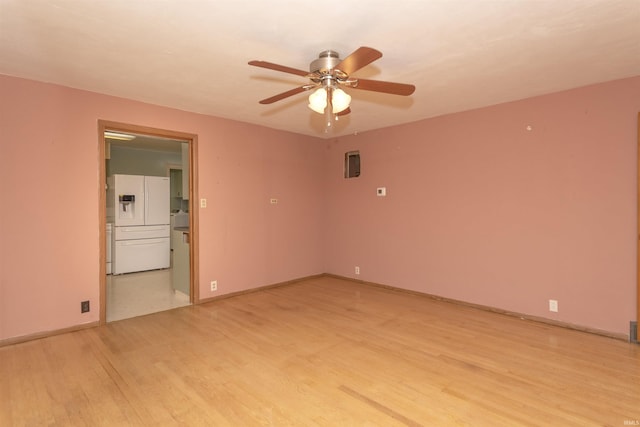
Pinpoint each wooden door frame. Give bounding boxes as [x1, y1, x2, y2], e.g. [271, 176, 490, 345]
[98, 120, 200, 325]
[637, 112, 640, 332]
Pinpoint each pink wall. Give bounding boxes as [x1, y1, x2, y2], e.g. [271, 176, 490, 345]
[0, 75, 325, 341]
[323, 76, 640, 336]
[1, 74, 638, 341]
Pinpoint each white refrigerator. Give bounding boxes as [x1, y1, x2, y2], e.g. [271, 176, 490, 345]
[107, 174, 171, 274]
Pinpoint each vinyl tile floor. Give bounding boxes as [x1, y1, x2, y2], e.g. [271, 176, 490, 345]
[106, 268, 190, 322]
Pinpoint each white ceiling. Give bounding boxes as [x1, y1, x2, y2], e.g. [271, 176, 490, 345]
[1, 0, 639, 138]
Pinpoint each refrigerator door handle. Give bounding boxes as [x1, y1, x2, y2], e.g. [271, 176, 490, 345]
[120, 240, 165, 247]
[119, 226, 167, 233]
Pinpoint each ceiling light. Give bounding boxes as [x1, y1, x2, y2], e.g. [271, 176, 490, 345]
[331, 88, 351, 114]
[308, 87, 327, 114]
[104, 131, 136, 141]
[308, 86, 352, 115]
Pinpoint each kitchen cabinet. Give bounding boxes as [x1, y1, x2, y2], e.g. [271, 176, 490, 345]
[170, 169, 182, 198]
[181, 143, 189, 200]
[172, 227, 190, 297]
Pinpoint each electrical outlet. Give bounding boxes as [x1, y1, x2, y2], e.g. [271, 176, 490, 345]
[211, 280, 217, 292]
[355, 266, 360, 275]
[81, 300, 90, 313]
[549, 299, 558, 313]
[200, 198, 207, 208]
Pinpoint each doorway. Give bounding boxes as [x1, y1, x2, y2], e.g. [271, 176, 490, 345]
[637, 112, 640, 340]
[98, 120, 199, 324]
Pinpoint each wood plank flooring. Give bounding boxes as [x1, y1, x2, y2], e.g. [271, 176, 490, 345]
[1, 276, 639, 426]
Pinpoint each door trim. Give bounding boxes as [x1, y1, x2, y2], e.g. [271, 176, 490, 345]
[98, 120, 200, 325]
[637, 112, 640, 330]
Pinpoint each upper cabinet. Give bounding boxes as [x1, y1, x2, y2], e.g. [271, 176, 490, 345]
[170, 169, 182, 198]
[181, 143, 189, 200]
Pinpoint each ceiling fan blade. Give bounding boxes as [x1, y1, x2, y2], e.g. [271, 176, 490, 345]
[258, 86, 311, 104]
[336, 47, 382, 75]
[352, 78, 415, 96]
[336, 107, 351, 117]
[248, 60, 309, 77]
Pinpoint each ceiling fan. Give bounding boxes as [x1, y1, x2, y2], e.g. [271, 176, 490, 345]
[248, 46, 415, 125]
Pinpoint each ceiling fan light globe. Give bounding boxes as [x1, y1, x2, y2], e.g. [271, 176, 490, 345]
[308, 88, 327, 114]
[332, 88, 351, 114]
[308, 103, 326, 114]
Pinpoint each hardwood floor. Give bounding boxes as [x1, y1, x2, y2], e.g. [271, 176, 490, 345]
[1, 276, 638, 426]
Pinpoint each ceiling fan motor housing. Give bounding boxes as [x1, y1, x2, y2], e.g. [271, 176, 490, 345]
[310, 50, 341, 74]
